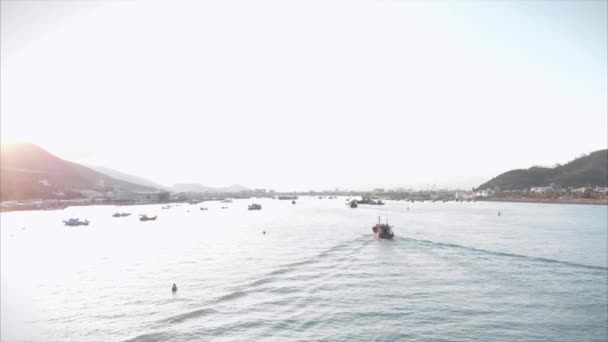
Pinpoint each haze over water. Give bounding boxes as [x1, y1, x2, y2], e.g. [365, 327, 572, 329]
[1, 198, 606, 341]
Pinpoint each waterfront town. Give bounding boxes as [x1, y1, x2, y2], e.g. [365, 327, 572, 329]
[2, 185, 607, 212]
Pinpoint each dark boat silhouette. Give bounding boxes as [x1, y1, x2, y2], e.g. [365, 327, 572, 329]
[372, 217, 394, 239]
[63, 218, 89, 226]
[139, 215, 157, 221]
[112, 212, 131, 217]
[248, 203, 262, 210]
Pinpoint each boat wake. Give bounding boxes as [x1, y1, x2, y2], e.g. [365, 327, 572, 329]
[157, 235, 372, 327]
[125, 331, 174, 342]
[397, 236, 608, 271]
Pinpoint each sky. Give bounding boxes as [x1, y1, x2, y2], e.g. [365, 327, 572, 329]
[1, 0, 607, 191]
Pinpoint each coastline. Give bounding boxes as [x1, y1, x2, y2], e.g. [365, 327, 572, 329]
[479, 197, 608, 205]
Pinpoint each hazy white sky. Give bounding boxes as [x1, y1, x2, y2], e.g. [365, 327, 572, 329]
[1, 0, 607, 191]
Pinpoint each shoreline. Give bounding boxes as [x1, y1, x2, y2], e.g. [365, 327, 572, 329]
[0, 200, 176, 213]
[479, 197, 608, 205]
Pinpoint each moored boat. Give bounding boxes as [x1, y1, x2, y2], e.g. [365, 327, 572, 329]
[112, 212, 131, 217]
[372, 217, 394, 239]
[63, 218, 89, 226]
[139, 215, 157, 221]
[348, 200, 358, 208]
[248, 203, 262, 210]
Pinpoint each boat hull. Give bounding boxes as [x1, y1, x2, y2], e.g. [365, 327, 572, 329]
[139, 216, 157, 221]
[374, 232, 394, 240]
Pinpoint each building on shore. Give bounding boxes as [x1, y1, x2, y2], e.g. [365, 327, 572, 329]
[114, 187, 170, 203]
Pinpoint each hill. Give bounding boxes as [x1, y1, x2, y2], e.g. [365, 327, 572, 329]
[0, 143, 157, 201]
[170, 183, 249, 193]
[476, 149, 608, 191]
[89, 165, 167, 190]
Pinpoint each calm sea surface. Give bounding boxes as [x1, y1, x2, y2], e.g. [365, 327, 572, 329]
[1, 198, 607, 341]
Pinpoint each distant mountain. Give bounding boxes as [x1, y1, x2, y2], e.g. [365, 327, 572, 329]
[0, 143, 157, 201]
[170, 183, 249, 193]
[476, 149, 608, 191]
[89, 165, 167, 190]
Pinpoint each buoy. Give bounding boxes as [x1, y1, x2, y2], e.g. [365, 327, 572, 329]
[172, 283, 177, 292]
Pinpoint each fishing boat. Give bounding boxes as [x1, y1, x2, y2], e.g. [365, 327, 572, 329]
[292, 200, 296, 204]
[278, 196, 297, 200]
[112, 212, 131, 217]
[139, 215, 157, 221]
[349, 200, 358, 208]
[221, 199, 233, 203]
[63, 218, 89, 226]
[200, 207, 208, 211]
[372, 217, 394, 239]
[248, 203, 262, 210]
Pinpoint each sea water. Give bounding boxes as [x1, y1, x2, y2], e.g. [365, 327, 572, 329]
[1, 198, 607, 341]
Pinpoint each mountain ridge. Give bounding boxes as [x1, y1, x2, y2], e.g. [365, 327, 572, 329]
[170, 183, 249, 193]
[0, 143, 158, 201]
[476, 149, 608, 191]
[89, 165, 168, 190]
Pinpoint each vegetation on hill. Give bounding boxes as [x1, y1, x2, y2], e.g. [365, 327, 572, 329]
[0, 143, 156, 201]
[476, 149, 608, 191]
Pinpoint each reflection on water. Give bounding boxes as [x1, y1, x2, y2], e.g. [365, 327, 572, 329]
[1, 198, 607, 341]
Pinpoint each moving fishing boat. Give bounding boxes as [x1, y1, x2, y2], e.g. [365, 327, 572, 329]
[248, 203, 262, 210]
[112, 212, 131, 217]
[63, 218, 89, 226]
[139, 215, 157, 221]
[372, 217, 394, 239]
